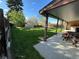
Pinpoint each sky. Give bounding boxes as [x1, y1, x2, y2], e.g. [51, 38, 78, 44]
[0, 0, 57, 23]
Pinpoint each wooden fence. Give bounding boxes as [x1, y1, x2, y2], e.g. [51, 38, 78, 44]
[0, 9, 11, 59]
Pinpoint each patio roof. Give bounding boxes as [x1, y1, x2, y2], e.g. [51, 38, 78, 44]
[40, 0, 79, 22]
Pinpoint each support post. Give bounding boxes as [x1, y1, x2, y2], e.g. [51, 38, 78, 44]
[44, 14, 48, 41]
[56, 19, 59, 33]
[61, 20, 63, 32]
[66, 22, 68, 30]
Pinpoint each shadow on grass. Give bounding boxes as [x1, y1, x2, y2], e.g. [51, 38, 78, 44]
[10, 27, 56, 59]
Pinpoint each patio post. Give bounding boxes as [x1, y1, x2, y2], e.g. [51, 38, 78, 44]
[66, 22, 68, 30]
[61, 20, 63, 32]
[56, 18, 59, 33]
[44, 13, 48, 41]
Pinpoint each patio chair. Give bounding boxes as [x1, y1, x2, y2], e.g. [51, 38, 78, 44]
[72, 34, 79, 47]
[62, 32, 70, 41]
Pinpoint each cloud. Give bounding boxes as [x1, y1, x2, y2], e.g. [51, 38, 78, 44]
[4, 9, 8, 12]
[25, 17, 28, 20]
[25, 17, 27, 22]
[25, 17, 29, 22]
[0, 0, 2, 4]
[4, 9, 9, 17]
[4, 9, 8, 13]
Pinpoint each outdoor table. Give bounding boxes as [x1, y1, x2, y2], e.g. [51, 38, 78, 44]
[68, 32, 79, 37]
[67, 31, 79, 47]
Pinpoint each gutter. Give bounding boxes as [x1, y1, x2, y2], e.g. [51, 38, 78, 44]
[39, 0, 77, 15]
[39, 0, 61, 15]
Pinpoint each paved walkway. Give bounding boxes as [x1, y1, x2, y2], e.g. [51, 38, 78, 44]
[34, 33, 79, 59]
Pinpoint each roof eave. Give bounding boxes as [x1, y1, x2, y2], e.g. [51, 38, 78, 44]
[39, 0, 77, 16]
[39, 0, 61, 15]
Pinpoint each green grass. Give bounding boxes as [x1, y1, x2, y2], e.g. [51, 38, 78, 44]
[11, 27, 57, 59]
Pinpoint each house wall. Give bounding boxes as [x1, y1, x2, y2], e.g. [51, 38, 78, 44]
[63, 22, 67, 30]
[63, 21, 79, 32]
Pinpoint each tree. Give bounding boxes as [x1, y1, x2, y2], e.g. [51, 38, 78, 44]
[38, 16, 46, 27]
[6, 0, 25, 27]
[25, 16, 38, 26]
[7, 10, 25, 27]
[7, 0, 23, 11]
[29, 16, 38, 25]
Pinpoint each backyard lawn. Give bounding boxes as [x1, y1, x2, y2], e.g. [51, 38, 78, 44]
[11, 27, 59, 59]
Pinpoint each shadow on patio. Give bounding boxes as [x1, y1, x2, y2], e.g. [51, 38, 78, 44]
[34, 33, 79, 59]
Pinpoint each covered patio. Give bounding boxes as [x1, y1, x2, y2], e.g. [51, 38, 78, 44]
[34, 0, 79, 59]
[39, 0, 79, 41]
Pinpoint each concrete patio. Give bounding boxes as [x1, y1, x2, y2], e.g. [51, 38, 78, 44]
[34, 33, 79, 59]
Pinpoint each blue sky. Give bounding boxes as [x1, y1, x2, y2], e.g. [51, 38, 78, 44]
[0, 0, 57, 23]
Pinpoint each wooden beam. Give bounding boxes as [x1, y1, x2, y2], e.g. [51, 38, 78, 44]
[44, 14, 48, 41]
[48, 13, 68, 23]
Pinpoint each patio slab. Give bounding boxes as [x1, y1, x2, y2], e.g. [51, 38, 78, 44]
[34, 33, 79, 59]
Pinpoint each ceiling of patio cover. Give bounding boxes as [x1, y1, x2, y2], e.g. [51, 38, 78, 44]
[47, 0, 79, 22]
